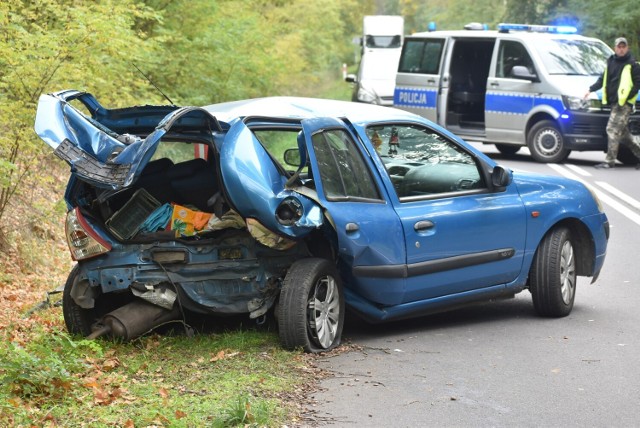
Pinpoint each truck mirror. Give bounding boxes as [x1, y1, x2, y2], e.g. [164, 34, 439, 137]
[345, 74, 357, 83]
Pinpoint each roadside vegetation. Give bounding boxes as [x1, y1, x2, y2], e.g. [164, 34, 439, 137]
[1, 0, 639, 426]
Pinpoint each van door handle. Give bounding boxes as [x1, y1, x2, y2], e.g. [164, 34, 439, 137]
[414, 220, 434, 231]
[490, 82, 499, 87]
[427, 79, 436, 84]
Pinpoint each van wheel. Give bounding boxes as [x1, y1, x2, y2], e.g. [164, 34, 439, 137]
[278, 258, 344, 353]
[495, 144, 521, 156]
[527, 120, 570, 163]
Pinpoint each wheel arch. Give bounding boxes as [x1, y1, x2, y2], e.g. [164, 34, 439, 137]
[525, 111, 556, 139]
[534, 218, 595, 277]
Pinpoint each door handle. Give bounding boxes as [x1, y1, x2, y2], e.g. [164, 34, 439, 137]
[345, 223, 359, 232]
[490, 82, 499, 87]
[414, 220, 434, 231]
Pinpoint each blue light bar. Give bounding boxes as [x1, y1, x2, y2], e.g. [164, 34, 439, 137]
[497, 23, 578, 34]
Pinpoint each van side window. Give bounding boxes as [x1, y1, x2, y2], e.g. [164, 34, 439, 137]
[497, 41, 535, 78]
[366, 124, 485, 200]
[399, 39, 445, 74]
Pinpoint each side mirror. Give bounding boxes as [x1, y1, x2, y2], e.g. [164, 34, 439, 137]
[345, 74, 357, 83]
[510, 65, 539, 82]
[491, 165, 513, 189]
[283, 148, 301, 167]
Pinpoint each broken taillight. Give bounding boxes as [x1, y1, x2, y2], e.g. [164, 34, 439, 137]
[65, 208, 111, 260]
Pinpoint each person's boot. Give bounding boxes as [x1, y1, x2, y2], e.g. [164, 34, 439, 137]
[594, 162, 614, 169]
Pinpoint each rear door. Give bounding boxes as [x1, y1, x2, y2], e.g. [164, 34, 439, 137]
[300, 118, 408, 307]
[394, 36, 447, 123]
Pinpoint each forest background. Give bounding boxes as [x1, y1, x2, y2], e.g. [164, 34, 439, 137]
[1, 0, 639, 425]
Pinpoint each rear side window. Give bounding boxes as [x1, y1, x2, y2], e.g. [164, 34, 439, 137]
[312, 129, 380, 201]
[398, 38, 445, 74]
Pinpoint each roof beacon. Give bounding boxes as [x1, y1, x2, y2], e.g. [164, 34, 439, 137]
[464, 22, 489, 31]
[497, 23, 578, 34]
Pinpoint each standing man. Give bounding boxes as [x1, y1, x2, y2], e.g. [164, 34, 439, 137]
[585, 37, 640, 169]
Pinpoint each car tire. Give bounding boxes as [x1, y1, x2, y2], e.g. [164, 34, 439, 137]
[277, 258, 344, 353]
[529, 227, 576, 317]
[527, 120, 570, 163]
[495, 144, 521, 156]
[62, 265, 95, 336]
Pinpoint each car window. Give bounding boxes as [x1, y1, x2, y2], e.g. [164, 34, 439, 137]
[398, 38, 445, 74]
[496, 40, 535, 78]
[151, 140, 209, 163]
[366, 124, 485, 200]
[253, 129, 299, 165]
[311, 129, 381, 201]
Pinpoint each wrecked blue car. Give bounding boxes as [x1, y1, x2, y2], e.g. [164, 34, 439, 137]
[34, 90, 609, 352]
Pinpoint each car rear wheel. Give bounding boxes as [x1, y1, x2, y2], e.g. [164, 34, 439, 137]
[527, 120, 570, 163]
[529, 227, 576, 317]
[277, 258, 344, 353]
[62, 265, 95, 336]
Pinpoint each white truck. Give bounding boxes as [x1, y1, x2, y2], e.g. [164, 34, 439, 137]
[346, 15, 404, 106]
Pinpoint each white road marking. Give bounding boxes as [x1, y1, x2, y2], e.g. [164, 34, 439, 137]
[547, 163, 640, 226]
[563, 163, 592, 177]
[594, 181, 640, 210]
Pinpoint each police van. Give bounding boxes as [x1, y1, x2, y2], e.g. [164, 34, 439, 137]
[394, 23, 640, 163]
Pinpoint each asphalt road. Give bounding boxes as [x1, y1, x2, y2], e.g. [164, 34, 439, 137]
[308, 145, 640, 427]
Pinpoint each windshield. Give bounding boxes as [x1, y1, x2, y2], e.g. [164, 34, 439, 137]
[365, 35, 402, 49]
[531, 38, 612, 76]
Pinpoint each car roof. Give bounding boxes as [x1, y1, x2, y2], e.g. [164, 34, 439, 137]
[202, 96, 418, 124]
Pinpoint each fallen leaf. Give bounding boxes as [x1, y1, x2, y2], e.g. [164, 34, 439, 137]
[158, 387, 169, 398]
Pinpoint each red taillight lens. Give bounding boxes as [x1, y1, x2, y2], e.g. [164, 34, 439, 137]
[65, 208, 111, 260]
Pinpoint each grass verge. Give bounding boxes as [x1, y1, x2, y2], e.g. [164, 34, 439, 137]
[0, 74, 354, 427]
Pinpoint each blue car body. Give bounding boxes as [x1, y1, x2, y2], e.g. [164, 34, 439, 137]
[34, 90, 609, 351]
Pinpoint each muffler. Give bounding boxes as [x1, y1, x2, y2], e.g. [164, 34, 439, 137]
[87, 299, 181, 341]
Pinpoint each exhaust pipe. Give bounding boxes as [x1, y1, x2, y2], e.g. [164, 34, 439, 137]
[87, 299, 181, 341]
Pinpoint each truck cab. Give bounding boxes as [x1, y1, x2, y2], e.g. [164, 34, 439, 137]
[346, 15, 404, 106]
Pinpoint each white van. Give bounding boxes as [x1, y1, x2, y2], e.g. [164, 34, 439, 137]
[346, 15, 404, 106]
[394, 23, 640, 163]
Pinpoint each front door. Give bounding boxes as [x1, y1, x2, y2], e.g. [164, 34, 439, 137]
[485, 39, 537, 143]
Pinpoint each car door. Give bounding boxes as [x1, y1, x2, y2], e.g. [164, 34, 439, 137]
[356, 122, 527, 303]
[299, 118, 408, 307]
[485, 39, 537, 143]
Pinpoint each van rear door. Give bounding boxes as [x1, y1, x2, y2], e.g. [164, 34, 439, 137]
[394, 36, 446, 123]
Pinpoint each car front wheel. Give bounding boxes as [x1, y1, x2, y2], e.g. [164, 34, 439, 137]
[529, 227, 576, 317]
[277, 258, 344, 353]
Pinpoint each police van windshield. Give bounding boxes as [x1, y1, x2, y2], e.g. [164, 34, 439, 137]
[531, 39, 612, 76]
